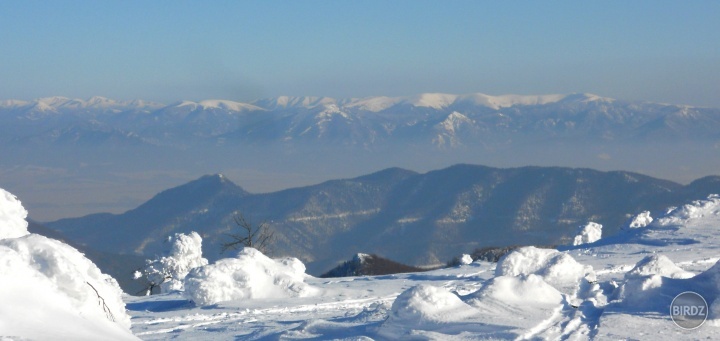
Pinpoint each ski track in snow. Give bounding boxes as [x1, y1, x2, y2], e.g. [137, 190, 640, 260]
[132, 294, 400, 339]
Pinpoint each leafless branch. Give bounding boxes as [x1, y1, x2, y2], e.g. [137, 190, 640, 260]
[221, 213, 275, 254]
[86, 281, 116, 322]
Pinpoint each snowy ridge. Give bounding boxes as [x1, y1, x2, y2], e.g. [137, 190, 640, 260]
[171, 99, 265, 112]
[0, 92, 681, 114]
[5, 96, 164, 112]
[407, 92, 576, 110]
[341, 96, 404, 111]
[4, 91, 717, 150]
[197, 100, 265, 112]
[251, 96, 337, 110]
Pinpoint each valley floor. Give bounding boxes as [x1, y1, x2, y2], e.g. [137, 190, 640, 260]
[127, 196, 720, 340]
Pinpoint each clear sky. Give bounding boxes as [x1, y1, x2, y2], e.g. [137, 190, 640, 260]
[1, 1, 718, 107]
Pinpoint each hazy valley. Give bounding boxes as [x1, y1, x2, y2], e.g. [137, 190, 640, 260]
[2, 92, 720, 222]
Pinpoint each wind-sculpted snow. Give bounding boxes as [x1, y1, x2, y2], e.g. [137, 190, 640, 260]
[573, 222, 603, 245]
[136, 232, 208, 294]
[624, 254, 694, 279]
[379, 284, 481, 338]
[459, 254, 473, 265]
[656, 194, 720, 225]
[0, 188, 136, 340]
[627, 210, 653, 229]
[183, 248, 317, 306]
[0, 188, 29, 239]
[495, 246, 592, 292]
[466, 274, 563, 307]
[121, 194, 720, 339]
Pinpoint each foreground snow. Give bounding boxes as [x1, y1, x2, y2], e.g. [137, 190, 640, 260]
[3, 186, 720, 340]
[128, 195, 720, 340]
[0, 188, 136, 340]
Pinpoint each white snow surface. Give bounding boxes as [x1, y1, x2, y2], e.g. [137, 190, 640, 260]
[125, 194, 720, 340]
[495, 246, 591, 292]
[6, 189, 720, 339]
[183, 247, 317, 306]
[0, 188, 29, 239]
[573, 221, 603, 245]
[628, 210, 654, 228]
[624, 254, 694, 279]
[0, 188, 136, 340]
[378, 284, 482, 339]
[138, 232, 208, 294]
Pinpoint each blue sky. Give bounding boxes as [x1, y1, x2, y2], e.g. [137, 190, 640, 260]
[1, 1, 718, 106]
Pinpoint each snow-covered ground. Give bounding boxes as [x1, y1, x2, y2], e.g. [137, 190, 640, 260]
[127, 195, 720, 340]
[3, 187, 720, 340]
[0, 188, 137, 340]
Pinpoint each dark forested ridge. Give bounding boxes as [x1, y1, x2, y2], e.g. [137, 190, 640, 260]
[45, 164, 720, 275]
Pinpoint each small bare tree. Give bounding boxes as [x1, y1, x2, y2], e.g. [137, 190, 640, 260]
[221, 213, 274, 254]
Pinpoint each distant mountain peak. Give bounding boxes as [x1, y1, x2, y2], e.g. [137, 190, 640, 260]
[192, 173, 239, 187]
[197, 100, 264, 112]
[251, 96, 338, 110]
[560, 93, 615, 104]
[407, 93, 458, 109]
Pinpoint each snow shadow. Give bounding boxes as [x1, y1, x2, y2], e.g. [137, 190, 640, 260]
[126, 299, 195, 312]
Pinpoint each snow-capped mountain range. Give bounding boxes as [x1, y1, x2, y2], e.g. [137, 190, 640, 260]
[2, 93, 719, 147]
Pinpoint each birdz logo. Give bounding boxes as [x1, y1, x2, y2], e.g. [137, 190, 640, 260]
[670, 291, 708, 330]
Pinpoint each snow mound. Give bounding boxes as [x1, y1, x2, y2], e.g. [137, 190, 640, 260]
[573, 222, 602, 245]
[611, 274, 664, 309]
[459, 254, 473, 265]
[656, 194, 720, 225]
[627, 211, 653, 229]
[139, 232, 208, 293]
[624, 254, 694, 279]
[0, 234, 135, 339]
[466, 274, 563, 307]
[379, 284, 479, 337]
[0, 187, 135, 340]
[183, 247, 317, 305]
[0, 188, 29, 239]
[495, 246, 591, 290]
[612, 259, 720, 314]
[461, 274, 563, 335]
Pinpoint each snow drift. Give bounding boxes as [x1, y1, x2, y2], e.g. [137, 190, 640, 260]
[136, 231, 208, 294]
[495, 246, 591, 291]
[466, 274, 564, 307]
[656, 194, 720, 225]
[624, 254, 694, 279]
[379, 284, 481, 338]
[459, 254, 473, 265]
[183, 247, 317, 305]
[626, 211, 653, 229]
[611, 257, 719, 316]
[573, 222, 602, 245]
[0, 188, 135, 340]
[0, 188, 29, 239]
